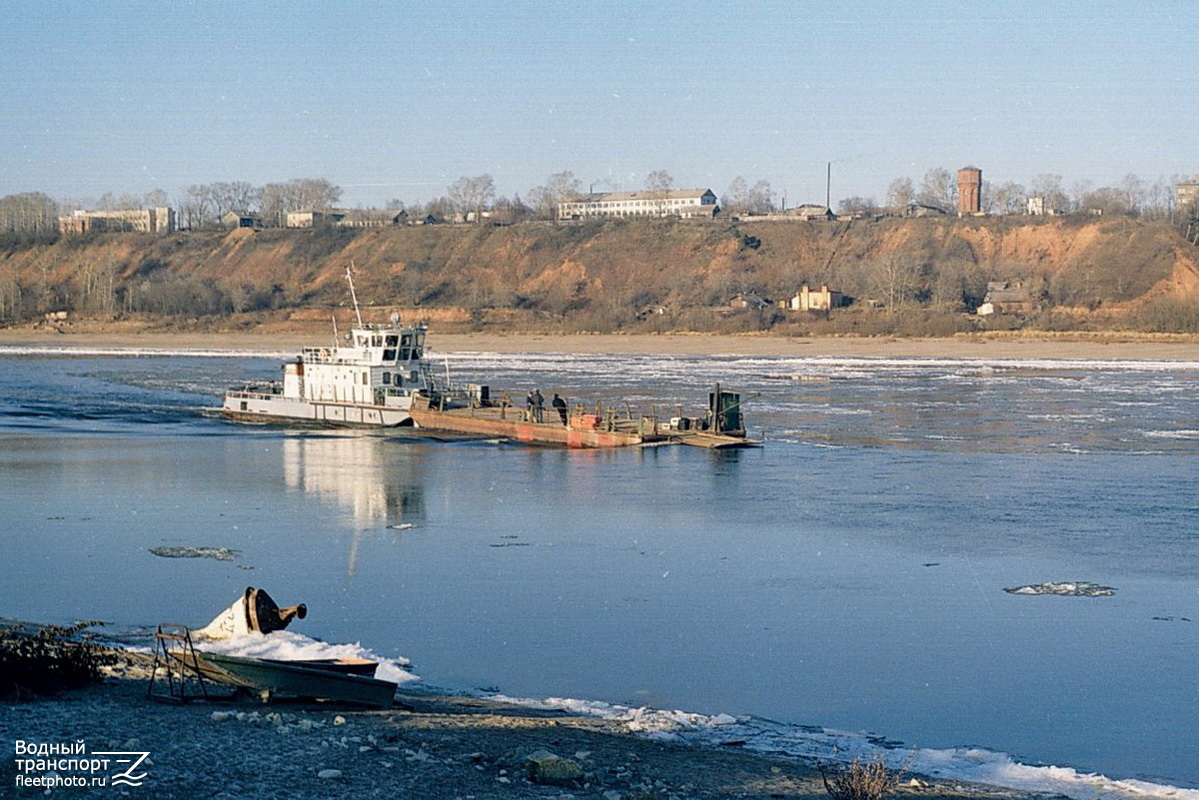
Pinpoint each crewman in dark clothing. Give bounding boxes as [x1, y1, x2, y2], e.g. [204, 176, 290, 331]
[552, 393, 568, 425]
[525, 391, 535, 421]
[531, 389, 544, 422]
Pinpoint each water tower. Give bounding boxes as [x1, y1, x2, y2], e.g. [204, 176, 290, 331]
[957, 166, 982, 215]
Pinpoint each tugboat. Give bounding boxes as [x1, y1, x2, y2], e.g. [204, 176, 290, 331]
[221, 268, 760, 447]
[221, 269, 437, 427]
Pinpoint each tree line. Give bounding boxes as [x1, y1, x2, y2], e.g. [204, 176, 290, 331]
[838, 168, 1192, 220]
[3, 167, 1196, 239]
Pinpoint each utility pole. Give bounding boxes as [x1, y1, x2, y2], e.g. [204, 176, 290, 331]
[826, 162, 832, 211]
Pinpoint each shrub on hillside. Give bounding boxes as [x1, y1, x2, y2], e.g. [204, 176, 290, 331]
[1135, 296, 1199, 333]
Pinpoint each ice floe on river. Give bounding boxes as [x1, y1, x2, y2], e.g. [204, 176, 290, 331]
[1003, 581, 1117, 597]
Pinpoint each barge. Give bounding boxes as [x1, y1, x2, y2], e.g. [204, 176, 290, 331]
[409, 384, 759, 449]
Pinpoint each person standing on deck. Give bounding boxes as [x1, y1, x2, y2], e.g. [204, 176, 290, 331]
[531, 389, 544, 423]
[525, 391, 535, 422]
[552, 393, 568, 425]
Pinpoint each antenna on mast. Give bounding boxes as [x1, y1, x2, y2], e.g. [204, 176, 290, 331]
[345, 263, 364, 328]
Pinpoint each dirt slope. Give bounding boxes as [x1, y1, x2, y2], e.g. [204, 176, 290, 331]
[2, 216, 1195, 331]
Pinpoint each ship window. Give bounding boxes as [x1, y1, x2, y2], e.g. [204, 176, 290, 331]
[383, 348, 396, 361]
[362, 372, 369, 385]
[413, 347, 422, 360]
[401, 334, 412, 347]
[399, 348, 410, 362]
[373, 336, 382, 347]
[385, 335, 399, 347]
[382, 372, 391, 385]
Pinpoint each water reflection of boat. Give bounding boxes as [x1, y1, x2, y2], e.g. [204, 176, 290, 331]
[281, 436, 425, 576]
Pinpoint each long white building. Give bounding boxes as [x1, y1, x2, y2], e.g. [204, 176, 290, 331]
[558, 188, 718, 221]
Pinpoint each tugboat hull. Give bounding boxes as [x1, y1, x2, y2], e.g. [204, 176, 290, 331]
[222, 392, 415, 427]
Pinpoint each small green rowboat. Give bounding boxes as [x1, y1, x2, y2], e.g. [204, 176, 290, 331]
[199, 652, 396, 708]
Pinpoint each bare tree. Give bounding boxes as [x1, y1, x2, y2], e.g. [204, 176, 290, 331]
[95, 191, 143, 211]
[1119, 173, 1146, 216]
[182, 184, 216, 229]
[746, 180, 774, 214]
[723, 176, 748, 213]
[1031, 174, 1070, 213]
[419, 196, 455, 223]
[293, 178, 341, 211]
[0, 261, 24, 321]
[645, 169, 674, 214]
[143, 188, 170, 208]
[1079, 185, 1133, 216]
[259, 183, 292, 227]
[528, 171, 583, 219]
[886, 178, 913, 214]
[448, 174, 495, 222]
[1142, 175, 1181, 220]
[837, 196, 880, 216]
[259, 178, 341, 227]
[0, 192, 59, 235]
[209, 181, 261, 216]
[916, 168, 955, 212]
[723, 177, 775, 215]
[986, 181, 1027, 215]
[869, 255, 922, 314]
[491, 194, 533, 224]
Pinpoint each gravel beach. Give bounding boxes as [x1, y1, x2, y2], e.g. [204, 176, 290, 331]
[2, 652, 1043, 800]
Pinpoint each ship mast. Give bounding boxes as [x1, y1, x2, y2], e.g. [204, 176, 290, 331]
[346, 264, 364, 328]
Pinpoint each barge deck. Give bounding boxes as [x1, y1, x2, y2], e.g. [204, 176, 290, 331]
[408, 387, 760, 449]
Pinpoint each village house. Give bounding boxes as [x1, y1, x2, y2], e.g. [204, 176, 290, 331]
[558, 188, 718, 221]
[285, 210, 350, 228]
[58, 207, 176, 235]
[221, 210, 263, 229]
[783, 285, 844, 312]
[977, 280, 1035, 316]
[783, 204, 837, 221]
[1177, 175, 1199, 215]
[728, 293, 772, 310]
[334, 209, 407, 228]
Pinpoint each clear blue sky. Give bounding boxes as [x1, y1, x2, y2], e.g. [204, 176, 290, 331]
[1, 0, 1193, 208]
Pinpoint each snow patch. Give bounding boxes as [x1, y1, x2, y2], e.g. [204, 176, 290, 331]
[196, 630, 419, 685]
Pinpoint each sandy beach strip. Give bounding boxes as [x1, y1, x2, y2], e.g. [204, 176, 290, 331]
[3, 326, 1199, 361]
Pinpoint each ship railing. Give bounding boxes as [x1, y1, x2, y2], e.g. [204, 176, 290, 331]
[301, 347, 363, 365]
[225, 383, 284, 400]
